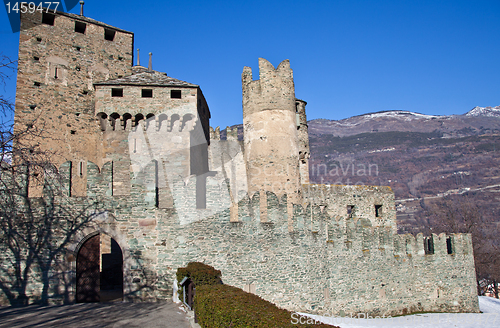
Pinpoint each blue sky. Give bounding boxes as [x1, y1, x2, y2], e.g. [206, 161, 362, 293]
[1, 0, 499, 128]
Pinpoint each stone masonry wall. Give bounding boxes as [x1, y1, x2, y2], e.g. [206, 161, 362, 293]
[181, 191, 479, 317]
[303, 184, 398, 233]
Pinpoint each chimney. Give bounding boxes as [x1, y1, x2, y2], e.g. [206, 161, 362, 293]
[137, 49, 140, 66]
[148, 52, 152, 71]
[79, 1, 84, 16]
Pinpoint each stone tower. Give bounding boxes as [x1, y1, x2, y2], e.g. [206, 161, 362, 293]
[14, 10, 134, 196]
[242, 58, 301, 201]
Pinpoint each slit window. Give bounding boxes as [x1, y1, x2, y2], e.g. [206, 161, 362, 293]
[104, 29, 116, 41]
[171, 90, 182, 99]
[142, 89, 153, 98]
[42, 13, 55, 26]
[446, 236, 453, 254]
[375, 205, 383, 217]
[347, 205, 355, 217]
[75, 21, 86, 34]
[424, 236, 434, 255]
[405, 240, 411, 255]
[112, 88, 123, 97]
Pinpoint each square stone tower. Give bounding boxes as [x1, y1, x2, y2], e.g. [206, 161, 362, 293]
[14, 9, 134, 195]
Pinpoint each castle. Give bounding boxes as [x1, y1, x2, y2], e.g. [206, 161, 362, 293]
[4, 8, 480, 316]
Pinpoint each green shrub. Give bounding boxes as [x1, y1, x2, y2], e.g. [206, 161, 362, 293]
[176, 262, 222, 287]
[195, 284, 338, 328]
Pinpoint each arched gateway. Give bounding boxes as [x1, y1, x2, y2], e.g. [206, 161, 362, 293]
[76, 233, 123, 302]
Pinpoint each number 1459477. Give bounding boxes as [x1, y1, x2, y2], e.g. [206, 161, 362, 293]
[6, 2, 59, 14]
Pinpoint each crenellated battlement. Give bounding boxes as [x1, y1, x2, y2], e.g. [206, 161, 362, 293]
[209, 126, 240, 141]
[242, 58, 295, 117]
[209, 126, 221, 140]
[219, 189, 472, 259]
[49, 158, 469, 260]
[23, 162, 440, 261]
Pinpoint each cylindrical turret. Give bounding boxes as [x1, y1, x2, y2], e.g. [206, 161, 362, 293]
[242, 58, 301, 202]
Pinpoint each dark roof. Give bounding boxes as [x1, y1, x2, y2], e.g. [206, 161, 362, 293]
[94, 70, 199, 88]
[53, 10, 133, 34]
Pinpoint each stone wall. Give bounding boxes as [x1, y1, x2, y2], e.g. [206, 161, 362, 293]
[0, 162, 479, 316]
[303, 184, 398, 233]
[181, 190, 479, 316]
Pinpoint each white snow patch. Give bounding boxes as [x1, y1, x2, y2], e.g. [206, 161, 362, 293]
[479, 296, 500, 314]
[466, 106, 500, 118]
[360, 111, 441, 121]
[368, 147, 395, 154]
[296, 296, 500, 327]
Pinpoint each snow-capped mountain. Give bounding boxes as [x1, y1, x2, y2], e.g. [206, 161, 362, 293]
[356, 110, 442, 120]
[465, 106, 500, 118]
[309, 109, 500, 137]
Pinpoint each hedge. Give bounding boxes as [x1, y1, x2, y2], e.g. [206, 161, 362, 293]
[195, 284, 338, 328]
[176, 262, 222, 287]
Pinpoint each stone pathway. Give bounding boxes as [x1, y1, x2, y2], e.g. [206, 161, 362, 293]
[0, 302, 192, 328]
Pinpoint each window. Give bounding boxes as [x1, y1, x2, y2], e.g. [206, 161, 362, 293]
[446, 236, 453, 254]
[347, 205, 355, 217]
[36, 37, 42, 42]
[375, 205, 383, 217]
[34, 81, 41, 87]
[104, 29, 116, 41]
[112, 88, 123, 97]
[142, 89, 153, 98]
[33, 56, 39, 61]
[424, 236, 434, 255]
[75, 21, 86, 34]
[171, 90, 181, 99]
[42, 13, 55, 25]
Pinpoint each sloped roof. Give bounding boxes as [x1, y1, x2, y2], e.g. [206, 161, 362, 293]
[94, 70, 199, 88]
[54, 10, 133, 34]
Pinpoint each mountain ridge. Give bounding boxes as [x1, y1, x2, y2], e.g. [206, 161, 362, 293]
[308, 107, 500, 138]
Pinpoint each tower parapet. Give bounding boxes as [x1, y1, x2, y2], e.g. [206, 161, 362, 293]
[242, 58, 301, 203]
